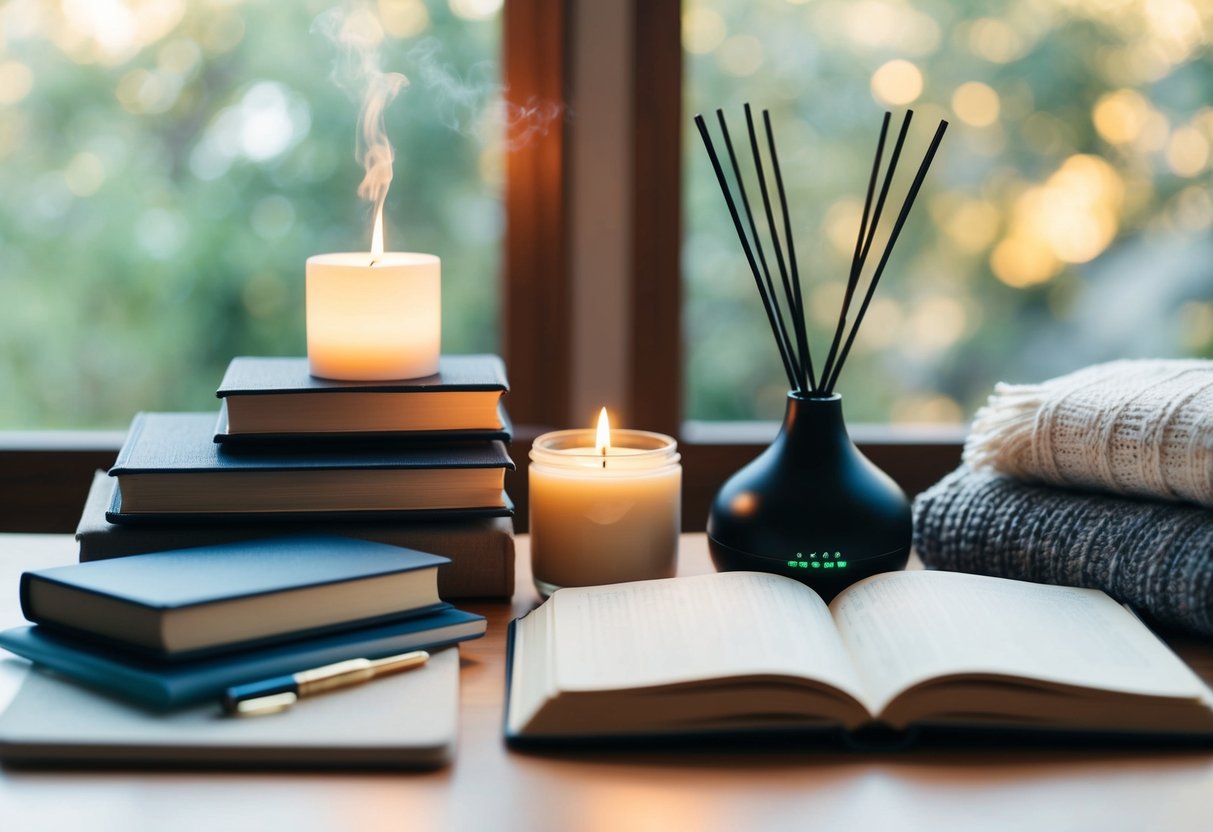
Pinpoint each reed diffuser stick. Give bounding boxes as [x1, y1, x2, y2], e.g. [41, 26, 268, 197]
[762, 109, 815, 392]
[825, 119, 949, 392]
[693, 114, 800, 390]
[821, 111, 912, 389]
[818, 112, 889, 391]
[716, 110, 804, 389]
[743, 104, 808, 392]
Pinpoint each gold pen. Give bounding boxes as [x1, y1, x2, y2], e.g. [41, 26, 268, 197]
[224, 650, 430, 717]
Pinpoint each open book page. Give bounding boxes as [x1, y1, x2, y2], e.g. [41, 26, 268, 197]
[830, 571, 1210, 718]
[548, 572, 868, 702]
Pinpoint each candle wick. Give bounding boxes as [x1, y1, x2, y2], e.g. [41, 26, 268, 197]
[601, 448, 607, 469]
[369, 259, 378, 267]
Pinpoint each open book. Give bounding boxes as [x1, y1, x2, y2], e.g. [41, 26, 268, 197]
[505, 570, 1213, 744]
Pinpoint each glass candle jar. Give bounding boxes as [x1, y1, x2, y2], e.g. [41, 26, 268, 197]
[529, 428, 681, 597]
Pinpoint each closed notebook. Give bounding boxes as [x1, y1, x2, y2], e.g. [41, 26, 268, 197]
[21, 534, 448, 660]
[215, 354, 509, 441]
[76, 472, 517, 599]
[0, 646, 461, 770]
[0, 605, 485, 708]
[107, 412, 514, 523]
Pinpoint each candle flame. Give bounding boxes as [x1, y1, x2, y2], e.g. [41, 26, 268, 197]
[595, 407, 611, 456]
[371, 203, 385, 261]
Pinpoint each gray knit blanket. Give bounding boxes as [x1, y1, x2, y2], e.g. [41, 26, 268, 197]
[913, 466, 1213, 638]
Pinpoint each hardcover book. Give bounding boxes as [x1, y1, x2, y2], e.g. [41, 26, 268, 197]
[76, 472, 516, 598]
[505, 570, 1213, 745]
[0, 606, 485, 709]
[215, 354, 509, 441]
[0, 646, 462, 769]
[107, 412, 514, 523]
[21, 534, 447, 660]
[214, 401, 513, 447]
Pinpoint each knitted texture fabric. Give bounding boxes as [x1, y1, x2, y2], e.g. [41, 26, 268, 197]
[963, 359, 1213, 509]
[913, 466, 1213, 638]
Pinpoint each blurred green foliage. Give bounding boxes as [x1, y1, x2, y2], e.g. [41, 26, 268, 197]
[0, 0, 501, 428]
[4, 0, 1210, 429]
[685, 0, 1213, 423]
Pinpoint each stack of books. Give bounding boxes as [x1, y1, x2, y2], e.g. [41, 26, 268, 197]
[0, 535, 483, 768]
[0, 534, 486, 710]
[75, 355, 517, 598]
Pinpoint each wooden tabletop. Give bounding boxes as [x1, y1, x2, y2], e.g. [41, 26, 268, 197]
[1, 533, 1211, 832]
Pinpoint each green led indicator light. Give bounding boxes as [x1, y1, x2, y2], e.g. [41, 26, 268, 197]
[792, 555, 847, 570]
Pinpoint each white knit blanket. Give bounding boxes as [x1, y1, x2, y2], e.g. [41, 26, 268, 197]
[963, 359, 1213, 508]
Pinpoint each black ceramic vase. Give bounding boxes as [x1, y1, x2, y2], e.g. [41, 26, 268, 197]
[707, 393, 911, 601]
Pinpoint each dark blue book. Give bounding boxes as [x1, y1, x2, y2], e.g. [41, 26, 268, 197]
[0, 606, 485, 709]
[76, 472, 517, 599]
[215, 355, 510, 444]
[20, 534, 448, 660]
[107, 412, 514, 523]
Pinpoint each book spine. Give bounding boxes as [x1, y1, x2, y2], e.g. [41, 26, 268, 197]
[17, 573, 36, 625]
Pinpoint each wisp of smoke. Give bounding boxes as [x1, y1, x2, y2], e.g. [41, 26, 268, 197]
[313, 2, 565, 240]
[312, 5, 407, 235]
[404, 37, 563, 151]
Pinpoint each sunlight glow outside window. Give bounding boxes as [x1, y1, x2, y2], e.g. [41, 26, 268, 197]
[684, 0, 1213, 424]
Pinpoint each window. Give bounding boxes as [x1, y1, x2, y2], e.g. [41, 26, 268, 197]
[682, 0, 1213, 423]
[0, 0, 505, 428]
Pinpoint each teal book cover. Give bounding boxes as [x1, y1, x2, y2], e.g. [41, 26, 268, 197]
[0, 606, 486, 709]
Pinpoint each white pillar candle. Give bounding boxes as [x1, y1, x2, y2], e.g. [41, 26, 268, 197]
[306, 252, 441, 381]
[529, 411, 681, 597]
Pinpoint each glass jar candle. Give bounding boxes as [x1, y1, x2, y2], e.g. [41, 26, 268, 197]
[529, 425, 681, 597]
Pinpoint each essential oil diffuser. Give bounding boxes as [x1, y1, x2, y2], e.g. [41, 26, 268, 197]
[695, 104, 947, 598]
[707, 393, 910, 601]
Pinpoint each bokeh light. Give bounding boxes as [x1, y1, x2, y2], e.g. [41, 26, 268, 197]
[952, 82, 1000, 128]
[870, 59, 923, 106]
[683, 8, 727, 55]
[448, 0, 502, 23]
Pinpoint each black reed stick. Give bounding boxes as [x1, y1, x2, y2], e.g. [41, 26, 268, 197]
[825, 119, 949, 392]
[762, 109, 816, 393]
[717, 109, 803, 390]
[821, 111, 912, 390]
[694, 113, 799, 390]
[743, 103, 807, 393]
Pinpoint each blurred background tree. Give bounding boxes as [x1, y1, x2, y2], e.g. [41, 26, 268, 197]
[684, 0, 1213, 423]
[0, 0, 502, 427]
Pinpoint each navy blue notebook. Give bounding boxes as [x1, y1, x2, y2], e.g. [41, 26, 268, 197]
[215, 355, 509, 443]
[0, 606, 486, 709]
[21, 534, 448, 660]
[107, 412, 514, 523]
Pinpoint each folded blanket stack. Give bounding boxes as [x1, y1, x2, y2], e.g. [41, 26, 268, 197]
[913, 360, 1213, 637]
